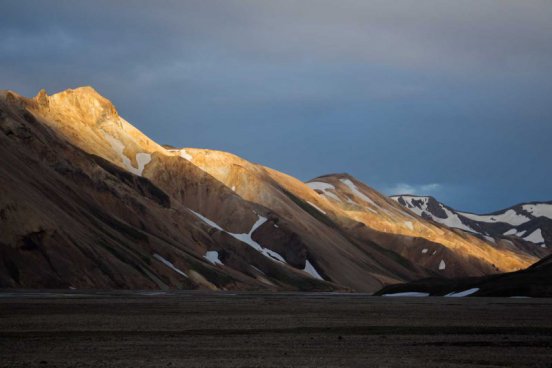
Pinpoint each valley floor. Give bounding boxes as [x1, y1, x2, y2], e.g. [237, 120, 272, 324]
[1, 291, 551, 367]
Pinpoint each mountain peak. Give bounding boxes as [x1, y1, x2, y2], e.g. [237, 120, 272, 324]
[309, 172, 355, 182]
[32, 86, 119, 123]
[50, 85, 102, 97]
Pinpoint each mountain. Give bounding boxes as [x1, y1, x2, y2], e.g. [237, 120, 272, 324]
[375, 254, 552, 298]
[0, 86, 541, 292]
[305, 175, 545, 274]
[392, 195, 551, 252]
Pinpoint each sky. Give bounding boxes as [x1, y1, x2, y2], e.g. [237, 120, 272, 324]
[1, 1, 551, 213]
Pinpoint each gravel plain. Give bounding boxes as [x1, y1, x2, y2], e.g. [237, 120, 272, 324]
[1, 291, 552, 367]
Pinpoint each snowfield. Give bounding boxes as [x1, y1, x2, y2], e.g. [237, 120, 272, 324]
[524, 229, 545, 244]
[522, 204, 552, 219]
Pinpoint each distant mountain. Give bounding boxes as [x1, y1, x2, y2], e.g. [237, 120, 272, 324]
[0, 86, 543, 292]
[304, 174, 543, 277]
[392, 195, 552, 250]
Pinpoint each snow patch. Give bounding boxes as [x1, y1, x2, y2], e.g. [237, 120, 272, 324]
[153, 254, 188, 278]
[504, 228, 526, 237]
[524, 228, 545, 244]
[203, 251, 223, 266]
[433, 206, 476, 233]
[191, 211, 286, 263]
[404, 221, 414, 230]
[422, 248, 428, 254]
[439, 259, 446, 270]
[134, 153, 152, 175]
[503, 228, 518, 236]
[382, 292, 430, 297]
[522, 204, 552, 219]
[179, 149, 192, 161]
[340, 178, 376, 206]
[190, 210, 224, 231]
[250, 265, 265, 275]
[307, 181, 341, 202]
[303, 260, 324, 280]
[445, 288, 479, 297]
[307, 181, 335, 191]
[307, 201, 327, 215]
[103, 133, 151, 176]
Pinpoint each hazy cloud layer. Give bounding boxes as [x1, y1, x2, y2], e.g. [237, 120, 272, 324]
[383, 183, 442, 197]
[1, 1, 551, 212]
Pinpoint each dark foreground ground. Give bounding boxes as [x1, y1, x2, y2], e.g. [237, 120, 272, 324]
[1, 291, 552, 368]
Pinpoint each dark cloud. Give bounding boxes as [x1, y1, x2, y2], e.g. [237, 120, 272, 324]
[1, 1, 551, 212]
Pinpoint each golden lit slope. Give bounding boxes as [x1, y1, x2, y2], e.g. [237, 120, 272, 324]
[184, 148, 430, 290]
[1, 88, 342, 291]
[306, 174, 535, 273]
[184, 148, 535, 276]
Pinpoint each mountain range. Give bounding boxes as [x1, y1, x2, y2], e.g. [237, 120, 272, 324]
[0, 86, 549, 294]
[392, 195, 551, 249]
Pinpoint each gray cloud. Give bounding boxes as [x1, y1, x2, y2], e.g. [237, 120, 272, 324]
[1, 1, 551, 212]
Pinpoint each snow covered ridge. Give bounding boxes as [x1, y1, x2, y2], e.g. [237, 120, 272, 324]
[391, 195, 478, 233]
[392, 195, 551, 248]
[459, 209, 530, 226]
[522, 203, 552, 219]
